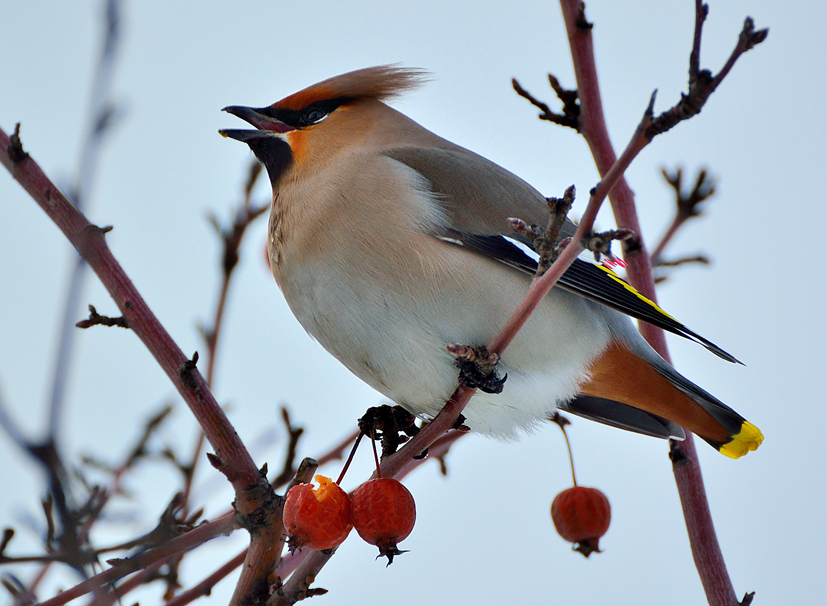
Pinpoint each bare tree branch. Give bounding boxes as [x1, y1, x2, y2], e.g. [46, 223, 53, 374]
[1, 123, 270, 519]
[557, 1, 765, 604]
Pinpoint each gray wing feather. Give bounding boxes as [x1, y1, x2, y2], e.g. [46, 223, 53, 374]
[386, 145, 739, 364]
[384, 146, 571, 236]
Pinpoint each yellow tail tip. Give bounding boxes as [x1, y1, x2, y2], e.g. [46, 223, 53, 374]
[719, 422, 763, 459]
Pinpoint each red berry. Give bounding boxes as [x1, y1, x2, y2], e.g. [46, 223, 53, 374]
[283, 475, 352, 551]
[551, 486, 611, 557]
[351, 478, 416, 564]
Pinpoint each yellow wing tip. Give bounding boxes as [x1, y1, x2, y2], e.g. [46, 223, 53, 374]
[719, 422, 763, 459]
[595, 264, 679, 321]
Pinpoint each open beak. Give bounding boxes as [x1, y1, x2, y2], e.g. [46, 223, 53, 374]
[219, 106, 295, 141]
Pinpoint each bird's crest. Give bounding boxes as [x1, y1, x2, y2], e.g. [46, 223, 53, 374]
[274, 65, 429, 111]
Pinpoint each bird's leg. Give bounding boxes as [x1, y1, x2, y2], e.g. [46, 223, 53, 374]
[447, 343, 507, 394]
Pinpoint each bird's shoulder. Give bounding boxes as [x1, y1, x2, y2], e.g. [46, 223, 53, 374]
[381, 143, 550, 235]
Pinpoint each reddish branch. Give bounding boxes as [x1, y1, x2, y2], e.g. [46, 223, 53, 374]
[1, 124, 285, 604]
[86, 561, 167, 606]
[172, 161, 274, 606]
[22, 430, 361, 606]
[558, 1, 765, 605]
[11, 561, 50, 606]
[2, 124, 263, 497]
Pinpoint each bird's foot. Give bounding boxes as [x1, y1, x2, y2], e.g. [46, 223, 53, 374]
[358, 404, 420, 458]
[447, 344, 507, 394]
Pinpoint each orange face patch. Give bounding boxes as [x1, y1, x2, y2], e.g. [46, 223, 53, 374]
[285, 130, 306, 163]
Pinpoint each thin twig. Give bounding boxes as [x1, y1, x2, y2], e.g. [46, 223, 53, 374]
[75, 304, 129, 329]
[647, 2, 768, 138]
[270, 407, 305, 489]
[202, 160, 268, 389]
[11, 561, 51, 606]
[0, 381, 29, 448]
[509, 186, 576, 275]
[650, 166, 716, 264]
[655, 255, 710, 270]
[34, 513, 236, 606]
[512, 74, 580, 130]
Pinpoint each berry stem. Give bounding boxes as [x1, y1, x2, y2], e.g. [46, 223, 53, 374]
[370, 430, 382, 479]
[558, 423, 577, 487]
[336, 432, 364, 485]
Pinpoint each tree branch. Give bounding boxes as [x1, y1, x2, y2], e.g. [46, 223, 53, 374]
[558, 1, 765, 604]
[1, 126, 276, 598]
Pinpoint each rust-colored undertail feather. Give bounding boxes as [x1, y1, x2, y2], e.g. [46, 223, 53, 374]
[579, 342, 731, 445]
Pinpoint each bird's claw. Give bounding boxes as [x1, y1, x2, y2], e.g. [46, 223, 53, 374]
[447, 344, 507, 394]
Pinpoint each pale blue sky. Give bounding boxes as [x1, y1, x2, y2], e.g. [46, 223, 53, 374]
[1, 1, 824, 604]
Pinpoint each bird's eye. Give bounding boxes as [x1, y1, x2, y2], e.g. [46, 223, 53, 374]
[300, 109, 327, 126]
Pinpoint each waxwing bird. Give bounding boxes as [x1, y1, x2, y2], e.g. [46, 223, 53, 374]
[220, 65, 762, 458]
